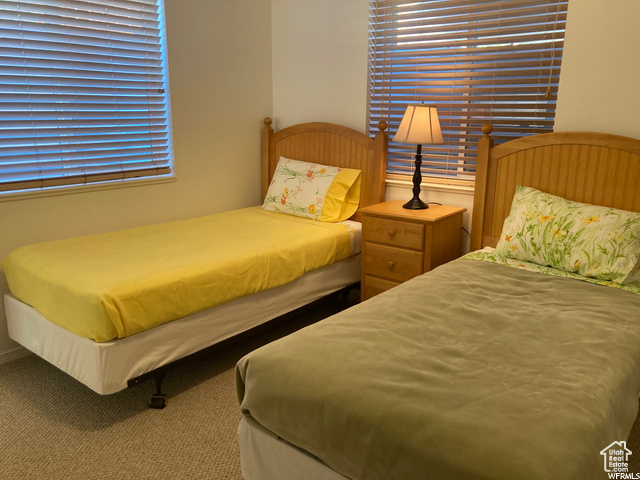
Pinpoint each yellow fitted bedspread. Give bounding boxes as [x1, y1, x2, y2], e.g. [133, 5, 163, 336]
[2, 207, 353, 342]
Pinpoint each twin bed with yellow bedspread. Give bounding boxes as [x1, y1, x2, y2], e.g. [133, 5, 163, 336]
[1, 119, 388, 396]
[4, 208, 355, 343]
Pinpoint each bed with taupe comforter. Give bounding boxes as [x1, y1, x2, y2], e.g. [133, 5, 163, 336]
[237, 257, 640, 480]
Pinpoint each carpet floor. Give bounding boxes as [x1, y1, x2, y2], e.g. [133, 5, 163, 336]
[0, 295, 347, 480]
[1, 291, 640, 479]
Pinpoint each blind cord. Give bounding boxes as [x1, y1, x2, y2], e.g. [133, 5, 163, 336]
[545, 1, 563, 99]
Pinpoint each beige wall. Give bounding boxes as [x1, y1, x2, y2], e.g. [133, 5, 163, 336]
[0, 0, 273, 360]
[555, 0, 640, 139]
[271, 0, 369, 132]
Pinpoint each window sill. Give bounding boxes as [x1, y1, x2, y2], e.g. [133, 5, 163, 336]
[385, 176, 475, 196]
[0, 175, 177, 203]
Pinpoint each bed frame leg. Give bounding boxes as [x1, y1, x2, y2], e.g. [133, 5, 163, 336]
[338, 284, 358, 309]
[339, 289, 350, 308]
[149, 374, 167, 409]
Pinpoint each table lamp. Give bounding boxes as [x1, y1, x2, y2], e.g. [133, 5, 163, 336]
[393, 105, 444, 209]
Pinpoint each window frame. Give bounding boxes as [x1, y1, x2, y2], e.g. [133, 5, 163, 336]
[0, 0, 175, 200]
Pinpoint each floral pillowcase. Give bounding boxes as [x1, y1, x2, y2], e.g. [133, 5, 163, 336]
[262, 157, 361, 222]
[494, 185, 640, 284]
[629, 259, 640, 283]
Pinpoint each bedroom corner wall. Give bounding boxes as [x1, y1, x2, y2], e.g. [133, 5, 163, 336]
[271, 0, 640, 255]
[270, 0, 476, 247]
[554, 0, 640, 140]
[0, 0, 273, 362]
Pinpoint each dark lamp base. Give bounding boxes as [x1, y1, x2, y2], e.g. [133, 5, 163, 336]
[403, 197, 428, 210]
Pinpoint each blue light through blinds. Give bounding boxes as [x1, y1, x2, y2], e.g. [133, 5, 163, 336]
[368, 0, 568, 182]
[0, 0, 173, 193]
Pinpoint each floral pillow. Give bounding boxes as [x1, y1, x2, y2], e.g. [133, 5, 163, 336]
[494, 185, 640, 284]
[629, 260, 640, 283]
[262, 157, 361, 222]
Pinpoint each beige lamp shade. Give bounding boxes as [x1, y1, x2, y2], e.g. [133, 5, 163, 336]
[393, 105, 444, 145]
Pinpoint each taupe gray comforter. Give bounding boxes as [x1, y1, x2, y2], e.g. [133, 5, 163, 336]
[236, 258, 640, 480]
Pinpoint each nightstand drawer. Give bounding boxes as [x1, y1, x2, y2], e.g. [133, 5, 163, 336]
[364, 243, 423, 282]
[363, 216, 424, 250]
[363, 275, 400, 299]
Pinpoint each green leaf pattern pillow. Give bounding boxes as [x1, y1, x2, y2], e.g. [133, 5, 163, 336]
[628, 259, 640, 283]
[495, 186, 640, 284]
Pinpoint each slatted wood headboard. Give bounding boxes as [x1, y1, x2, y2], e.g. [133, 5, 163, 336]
[261, 118, 388, 220]
[471, 124, 640, 251]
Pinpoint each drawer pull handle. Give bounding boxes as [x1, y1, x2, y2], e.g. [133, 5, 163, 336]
[388, 230, 396, 239]
[387, 261, 395, 270]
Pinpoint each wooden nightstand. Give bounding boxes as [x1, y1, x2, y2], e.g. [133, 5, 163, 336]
[359, 200, 467, 301]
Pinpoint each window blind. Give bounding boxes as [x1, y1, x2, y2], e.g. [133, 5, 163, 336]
[368, 0, 568, 184]
[0, 0, 173, 194]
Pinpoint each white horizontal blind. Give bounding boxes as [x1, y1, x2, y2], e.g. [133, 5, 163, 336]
[0, 0, 173, 193]
[368, 0, 568, 183]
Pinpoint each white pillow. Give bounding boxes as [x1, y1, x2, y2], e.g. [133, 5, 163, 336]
[262, 157, 361, 222]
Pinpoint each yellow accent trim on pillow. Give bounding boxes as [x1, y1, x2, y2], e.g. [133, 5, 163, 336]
[320, 168, 362, 222]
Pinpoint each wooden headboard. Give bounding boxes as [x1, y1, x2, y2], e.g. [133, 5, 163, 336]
[261, 118, 388, 220]
[471, 124, 640, 251]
